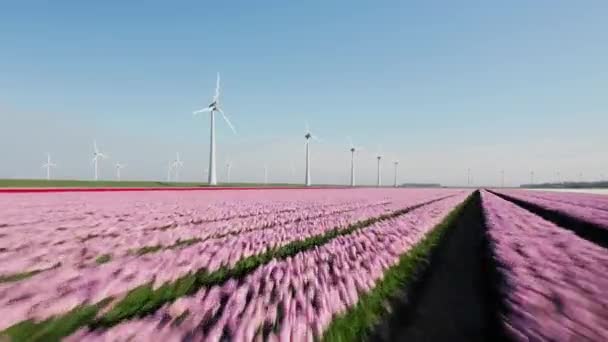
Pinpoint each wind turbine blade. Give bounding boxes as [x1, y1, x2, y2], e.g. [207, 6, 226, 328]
[305, 121, 310, 133]
[347, 136, 354, 148]
[217, 108, 237, 134]
[94, 140, 99, 153]
[193, 107, 212, 115]
[214, 72, 220, 101]
[311, 135, 322, 142]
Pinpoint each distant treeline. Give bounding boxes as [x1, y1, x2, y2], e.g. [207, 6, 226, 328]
[521, 181, 608, 189]
[398, 183, 442, 188]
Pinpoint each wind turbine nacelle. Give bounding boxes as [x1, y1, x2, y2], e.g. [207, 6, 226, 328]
[305, 133, 312, 139]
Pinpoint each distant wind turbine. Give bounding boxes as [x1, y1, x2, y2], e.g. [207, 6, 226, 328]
[193, 72, 237, 185]
[376, 145, 383, 187]
[225, 159, 232, 183]
[530, 171, 535, 185]
[393, 160, 399, 188]
[41, 153, 57, 180]
[167, 161, 174, 182]
[92, 141, 108, 181]
[115, 162, 126, 181]
[264, 164, 269, 185]
[347, 137, 363, 187]
[172, 153, 184, 182]
[304, 122, 321, 187]
[501, 169, 505, 188]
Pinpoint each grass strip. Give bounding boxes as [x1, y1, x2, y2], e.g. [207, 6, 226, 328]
[0, 263, 61, 284]
[1, 195, 454, 341]
[1, 298, 113, 342]
[129, 202, 392, 257]
[94, 254, 112, 264]
[322, 194, 471, 342]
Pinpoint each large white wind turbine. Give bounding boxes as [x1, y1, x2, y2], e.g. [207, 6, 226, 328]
[347, 137, 363, 187]
[193, 72, 237, 185]
[376, 146, 383, 187]
[92, 141, 108, 181]
[172, 153, 184, 182]
[42, 153, 57, 180]
[393, 160, 399, 187]
[115, 163, 126, 181]
[304, 122, 321, 187]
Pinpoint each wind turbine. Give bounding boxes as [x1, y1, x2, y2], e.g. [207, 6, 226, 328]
[225, 159, 232, 183]
[393, 160, 399, 188]
[347, 137, 363, 187]
[92, 141, 108, 181]
[115, 163, 126, 181]
[304, 122, 321, 187]
[41, 153, 57, 180]
[166, 161, 174, 182]
[376, 146, 383, 187]
[193, 72, 237, 185]
[172, 152, 184, 182]
[530, 171, 535, 185]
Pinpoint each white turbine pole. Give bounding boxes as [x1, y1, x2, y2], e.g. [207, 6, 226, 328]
[208, 111, 217, 185]
[530, 171, 535, 185]
[193, 72, 236, 186]
[350, 148, 356, 187]
[42, 153, 56, 180]
[393, 160, 399, 187]
[305, 139, 311, 186]
[172, 152, 184, 182]
[226, 161, 232, 183]
[115, 163, 126, 181]
[376, 156, 382, 187]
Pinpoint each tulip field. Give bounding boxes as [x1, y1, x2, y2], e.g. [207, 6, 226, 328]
[0, 187, 607, 341]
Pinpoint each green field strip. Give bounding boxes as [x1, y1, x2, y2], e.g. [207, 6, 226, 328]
[126, 201, 392, 258]
[0, 263, 61, 284]
[0, 195, 455, 342]
[322, 194, 472, 341]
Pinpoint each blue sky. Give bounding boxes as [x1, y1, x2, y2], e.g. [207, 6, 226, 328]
[1, 1, 607, 186]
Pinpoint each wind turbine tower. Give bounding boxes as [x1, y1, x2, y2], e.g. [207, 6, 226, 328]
[167, 162, 174, 182]
[530, 171, 535, 185]
[347, 137, 362, 187]
[304, 123, 320, 187]
[376, 147, 383, 187]
[393, 160, 399, 187]
[42, 153, 56, 180]
[92, 141, 108, 181]
[193, 73, 237, 185]
[226, 159, 232, 183]
[115, 163, 126, 181]
[172, 153, 184, 182]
